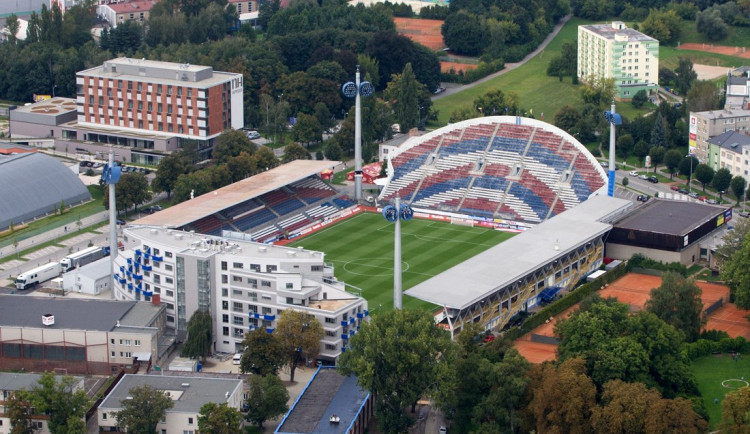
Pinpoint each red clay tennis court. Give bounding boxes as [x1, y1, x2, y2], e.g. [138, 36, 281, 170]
[513, 273, 747, 363]
[394, 17, 446, 51]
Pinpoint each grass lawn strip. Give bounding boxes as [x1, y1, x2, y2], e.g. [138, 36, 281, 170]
[691, 353, 750, 429]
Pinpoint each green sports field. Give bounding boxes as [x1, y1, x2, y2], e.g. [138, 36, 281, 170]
[692, 353, 750, 429]
[288, 212, 515, 312]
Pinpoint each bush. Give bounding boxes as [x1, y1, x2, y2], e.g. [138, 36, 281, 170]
[622, 177, 629, 187]
[627, 253, 688, 276]
[440, 59, 505, 84]
[631, 90, 648, 108]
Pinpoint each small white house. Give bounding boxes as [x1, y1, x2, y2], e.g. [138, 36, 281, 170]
[62, 257, 111, 295]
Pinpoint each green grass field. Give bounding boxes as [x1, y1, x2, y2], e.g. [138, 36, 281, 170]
[288, 212, 514, 312]
[692, 353, 750, 429]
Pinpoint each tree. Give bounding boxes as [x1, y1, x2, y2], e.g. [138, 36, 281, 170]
[663, 149, 682, 179]
[339, 309, 454, 434]
[687, 80, 721, 113]
[523, 358, 596, 434]
[107, 173, 151, 214]
[181, 310, 213, 361]
[197, 402, 243, 434]
[675, 57, 698, 96]
[151, 154, 188, 200]
[633, 140, 650, 165]
[253, 147, 279, 171]
[631, 89, 648, 108]
[694, 164, 715, 192]
[324, 142, 343, 161]
[7, 390, 35, 434]
[697, 8, 729, 42]
[581, 76, 615, 107]
[649, 146, 666, 173]
[645, 272, 704, 342]
[650, 112, 667, 149]
[115, 385, 174, 434]
[384, 62, 425, 130]
[5, 14, 20, 44]
[226, 151, 257, 183]
[213, 129, 256, 163]
[715, 217, 750, 270]
[722, 386, 750, 432]
[245, 375, 288, 429]
[291, 113, 322, 146]
[441, 11, 484, 56]
[678, 155, 700, 185]
[731, 176, 747, 205]
[554, 105, 583, 133]
[240, 328, 285, 376]
[721, 232, 750, 308]
[275, 310, 324, 382]
[591, 380, 707, 434]
[282, 143, 309, 163]
[712, 168, 733, 200]
[473, 89, 520, 117]
[28, 372, 89, 434]
[616, 133, 634, 158]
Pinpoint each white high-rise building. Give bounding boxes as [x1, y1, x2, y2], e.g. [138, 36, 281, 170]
[113, 226, 368, 362]
[578, 21, 659, 100]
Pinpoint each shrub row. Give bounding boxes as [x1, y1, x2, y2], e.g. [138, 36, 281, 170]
[683, 336, 750, 360]
[627, 253, 688, 276]
[440, 59, 505, 84]
[504, 262, 628, 341]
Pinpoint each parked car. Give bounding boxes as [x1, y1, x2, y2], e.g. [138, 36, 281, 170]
[600, 161, 609, 168]
[689, 192, 699, 198]
[636, 195, 650, 202]
[739, 212, 750, 218]
[439, 426, 447, 434]
[670, 185, 679, 191]
[245, 130, 261, 139]
[116, 219, 126, 225]
[629, 171, 638, 177]
[707, 199, 718, 204]
[647, 176, 658, 183]
[639, 174, 649, 180]
[678, 188, 688, 194]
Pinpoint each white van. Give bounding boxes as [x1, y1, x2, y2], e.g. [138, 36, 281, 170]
[233, 353, 242, 365]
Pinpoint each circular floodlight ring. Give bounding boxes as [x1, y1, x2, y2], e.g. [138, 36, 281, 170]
[342, 82, 357, 98]
[359, 81, 375, 97]
[382, 205, 398, 222]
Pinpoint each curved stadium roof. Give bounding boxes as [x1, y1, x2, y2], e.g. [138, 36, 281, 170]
[379, 116, 607, 223]
[0, 152, 91, 230]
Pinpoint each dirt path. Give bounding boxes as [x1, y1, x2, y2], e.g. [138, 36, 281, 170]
[433, 14, 571, 101]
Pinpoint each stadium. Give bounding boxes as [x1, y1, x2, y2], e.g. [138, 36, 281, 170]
[130, 116, 640, 339]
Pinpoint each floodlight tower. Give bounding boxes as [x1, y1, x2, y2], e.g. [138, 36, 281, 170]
[342, 67, 374, 202]
[101, 150, 122, 299]
[603, 101, 622, 197]
[382, 197, 413, 309]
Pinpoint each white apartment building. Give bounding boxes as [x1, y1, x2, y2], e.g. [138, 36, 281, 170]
[113, 226, 369, 362]
[578, 21, 659, 100]
[707, 130, 750, 183]
[98, 375, 243, 434]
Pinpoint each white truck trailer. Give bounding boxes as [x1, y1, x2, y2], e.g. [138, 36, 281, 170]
[60, 246, 110, 272]
[16, 262, 60, 290]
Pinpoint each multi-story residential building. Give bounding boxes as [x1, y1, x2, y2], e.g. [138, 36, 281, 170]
[707, 130, 750, 182]
[98, 0, 157, 27]
[228, 0, 258, 14]
[0, 373, 85, 434]
[578, 21, 659, 100]
[114, 226, 368, 362]
[689, 109, 750, 165]
[98, 375, 243, 433]
[0, 295, 166, 375]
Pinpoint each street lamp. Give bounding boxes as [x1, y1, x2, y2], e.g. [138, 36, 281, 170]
[686, 154, 694, 195]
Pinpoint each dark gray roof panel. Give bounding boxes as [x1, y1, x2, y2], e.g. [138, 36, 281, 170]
[0, 152, 91, 230]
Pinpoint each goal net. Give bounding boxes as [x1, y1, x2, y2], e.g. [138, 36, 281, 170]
[450, 217, 475, 227]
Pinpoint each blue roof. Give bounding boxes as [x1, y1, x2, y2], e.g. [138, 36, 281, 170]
[276, 367, 369, 434]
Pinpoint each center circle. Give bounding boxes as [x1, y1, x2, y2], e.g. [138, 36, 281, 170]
[342, 258, 410, 277]
[722, 379, 749, 389]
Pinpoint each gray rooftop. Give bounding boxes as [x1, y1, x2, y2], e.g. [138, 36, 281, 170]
[277, 368, 369, 434]
[99, 375, 242, 413]
[0, 295, 161, 331]
[405, 195, 632, 309]
[692, 108, 750, 120]
[707, 130, 750, 151]
[580, 22, 657, 43]
[0, 373, 84, 392]
[78, 57, 239, 88]
[0, 152, 91, 231]
[612, 199, 728, 235]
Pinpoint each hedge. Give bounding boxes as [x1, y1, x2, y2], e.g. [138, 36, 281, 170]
[683, 337, 750, 360]
[503, 262, 628, 341]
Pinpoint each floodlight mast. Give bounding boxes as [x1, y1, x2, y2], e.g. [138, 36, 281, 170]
[354, 68, 363, 202]
[394, 196, 402, 309]
[107, 150, 119, 299]
[603, 101, 622, 197]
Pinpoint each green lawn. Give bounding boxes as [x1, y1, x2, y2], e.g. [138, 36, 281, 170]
[678, 19, 750, 49]
[659, 46, 747, 70]
[692, 353, 750, 429]
[288, 212, 514, 312]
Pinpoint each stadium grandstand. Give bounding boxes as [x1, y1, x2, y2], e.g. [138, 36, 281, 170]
[0, 151, 91, 231]
[134, 160, 353, 243]
[379, 116, 608, 224]
[406, 195, 633, 336]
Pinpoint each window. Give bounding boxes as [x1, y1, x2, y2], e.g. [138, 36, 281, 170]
[165, 264, 173, 271]
[103, 413, 107, 420]
[222, 275, 228, 284]
[222, 287, 229, 297]
[267, 265, 277, 272]
[233, 276, 243, 282]
[311, 265, 323, 272]
[223, 314, 229, 323]
[221, 261, 228, 271]
[286, 283, 293, 289]
[325, 317, 336, 324]
[233, 262, 243, 269]
[188, 418, 194, 425]
[134, 340, 141, 346]
[262, 281, 271, 287]
[250, 264, 260, 272]
[233, 316, 244, 325]
[165, 277, 173, 284]
[233, 302, 243, 312]
[165, 251, 173, 258]
[166, 290, 174, 297]
[223, 326, 229, 336]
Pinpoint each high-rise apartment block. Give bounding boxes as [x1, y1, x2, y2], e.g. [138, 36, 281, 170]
[578, 22, 659, 100]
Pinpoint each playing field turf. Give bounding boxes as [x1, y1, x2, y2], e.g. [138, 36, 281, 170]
[288, 212, 515, 312]
[692, 353, 750, 429]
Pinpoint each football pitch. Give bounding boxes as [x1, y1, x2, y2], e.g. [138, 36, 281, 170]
[288, 212, 515, 312]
